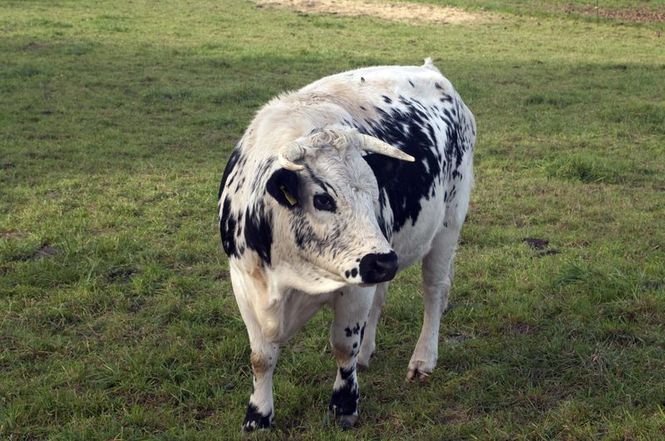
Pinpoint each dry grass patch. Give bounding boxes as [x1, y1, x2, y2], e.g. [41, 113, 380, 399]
[563, 4, 665, 23]
[255, 0, 492, 25]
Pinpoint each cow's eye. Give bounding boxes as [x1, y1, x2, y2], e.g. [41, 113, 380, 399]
[313, 193, 336, 212]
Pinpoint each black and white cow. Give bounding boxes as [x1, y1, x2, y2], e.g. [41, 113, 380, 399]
[218, 58, 475, 431]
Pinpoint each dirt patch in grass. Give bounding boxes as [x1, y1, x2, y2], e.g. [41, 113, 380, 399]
[106, 266, 137, 284]
[22, 41, 49, 51]
[445, 331, 473, 343]
[32, 244, 59, 259]
[255, 0, 491, 25]
[523, 237, 560, 256]
[523, 237, 549, 250]
[510, 321, 535, 335]
[564, 5, 665, 23]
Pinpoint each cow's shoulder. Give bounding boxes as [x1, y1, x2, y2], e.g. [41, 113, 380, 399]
[219, 143, 276, 266]
[354, 84, 471, 233]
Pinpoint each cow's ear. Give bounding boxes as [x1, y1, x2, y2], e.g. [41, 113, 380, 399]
[266, 168, 300, 209]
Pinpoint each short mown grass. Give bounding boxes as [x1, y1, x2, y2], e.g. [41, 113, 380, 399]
[1, 0, 664, 439]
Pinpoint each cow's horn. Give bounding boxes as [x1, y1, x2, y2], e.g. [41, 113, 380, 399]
[278, 141, 306, 171]
[358, 134, 415, 162]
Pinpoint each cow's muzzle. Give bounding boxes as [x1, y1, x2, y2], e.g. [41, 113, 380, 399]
[359, 251, 398, 284]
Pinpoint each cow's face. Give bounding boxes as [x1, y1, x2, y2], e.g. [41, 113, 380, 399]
[266, 143, 398, 287]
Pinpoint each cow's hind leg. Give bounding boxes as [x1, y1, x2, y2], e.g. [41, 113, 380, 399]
[328, 286, 374, 429]
[406, 226, 459, 382]
[357, 282, 388, 369]
[407, 153, 472, 382]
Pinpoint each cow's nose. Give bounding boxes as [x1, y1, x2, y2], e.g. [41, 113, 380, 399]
[359, 251, 398, 284]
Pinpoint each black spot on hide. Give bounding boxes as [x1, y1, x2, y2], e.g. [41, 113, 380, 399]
[362, 153, 402, 189]
[218, 148, 241, 200]
[220, 198, 238, 258]
[339, 366, 354, 380]
[358, 96, 468, 233]
[244, 201, 273, 265]
[218, 148, 243, 258]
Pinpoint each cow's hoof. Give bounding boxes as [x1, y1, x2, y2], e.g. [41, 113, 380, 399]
[241, 420, 271, 432]
[339, 413, 359, 430]
[242, 418, 272, 432]
[326, 410, 358, 430]
[356, 359, 370, 371]
[406, 366, 432, 383]
[242, 404, 272, 432]
[406, 357, 435, 383]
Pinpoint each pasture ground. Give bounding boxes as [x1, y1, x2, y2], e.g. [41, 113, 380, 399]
[1, 0, 664, 439]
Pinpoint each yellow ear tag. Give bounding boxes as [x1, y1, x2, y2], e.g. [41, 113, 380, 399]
[280, 185, 298, 206]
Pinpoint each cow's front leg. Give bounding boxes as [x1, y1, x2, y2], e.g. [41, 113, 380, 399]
[243, 337, 279, 431]
[329, 286, 374, 429]
[230, 263, 281, 432]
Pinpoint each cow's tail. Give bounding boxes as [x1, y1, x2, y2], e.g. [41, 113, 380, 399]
[423, 57, 441, 73]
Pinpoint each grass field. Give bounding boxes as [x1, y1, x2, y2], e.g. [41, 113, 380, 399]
[1, 0, 664, 439]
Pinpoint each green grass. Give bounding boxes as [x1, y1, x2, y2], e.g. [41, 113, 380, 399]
[1, 0, 664, 439]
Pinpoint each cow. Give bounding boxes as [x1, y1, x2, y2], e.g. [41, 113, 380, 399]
[217, 58, 475, 431]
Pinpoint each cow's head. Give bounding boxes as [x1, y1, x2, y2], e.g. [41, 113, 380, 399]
[265, 127, 414, 291]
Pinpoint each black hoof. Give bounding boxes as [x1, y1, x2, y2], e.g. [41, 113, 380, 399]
[339, 413, 359, 430]
[242, 403, 272, 432]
